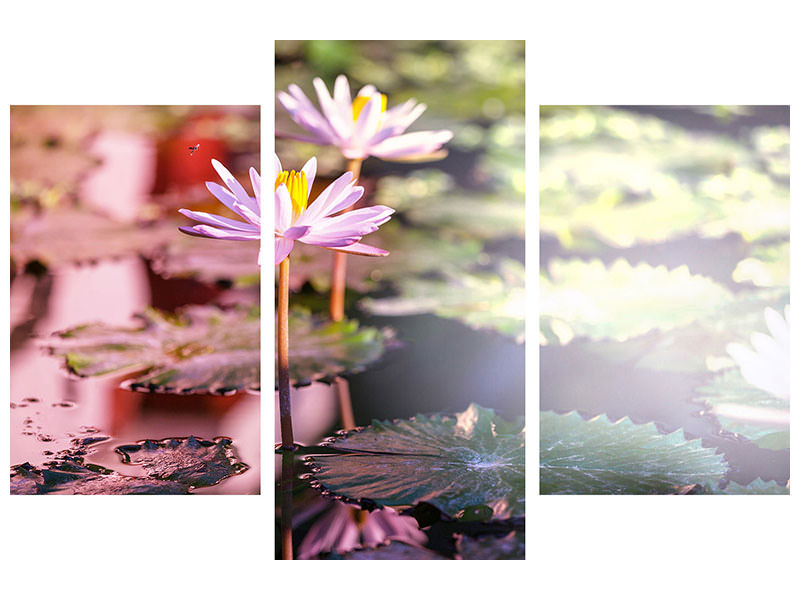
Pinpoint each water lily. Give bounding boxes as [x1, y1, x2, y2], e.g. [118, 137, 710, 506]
[278, 75, 453, 160]
[178, 159, 261, 262]
[274, 154, 394, 264]
[726, 305, 790, 401]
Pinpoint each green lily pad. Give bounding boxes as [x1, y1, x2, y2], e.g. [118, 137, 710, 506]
[694, 370, 789, 450]
[361, 259, 525, 342]
[150, 234, 260, 287]
[115, 436, 250, 487]
[46, 304, 260, 395]
[540, 258, 732, 343]
[540, 411, 728, 494]
[283, 309, 394, 387]
[307, 404, 525, 518]
[11, 207, 177, 274]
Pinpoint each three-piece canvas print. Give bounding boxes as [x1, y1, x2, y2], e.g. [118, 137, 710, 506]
[8, 41, 790, 560]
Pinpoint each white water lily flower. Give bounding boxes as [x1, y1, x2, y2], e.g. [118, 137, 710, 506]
[726, 305, 790, 401]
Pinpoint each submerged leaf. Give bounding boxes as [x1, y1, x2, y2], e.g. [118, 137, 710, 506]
[46, 305, 260, 395]
[456, 531, 525, 560]
[307, 404, 525, 518]
[540, 411, 728, 494]
[284, 309, 394, 387]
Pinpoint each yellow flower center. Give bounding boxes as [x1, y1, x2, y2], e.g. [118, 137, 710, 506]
[352, 93, 387, 121]
[275, 169, 308, 220]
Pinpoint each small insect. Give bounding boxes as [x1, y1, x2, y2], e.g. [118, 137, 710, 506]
[188, 144, 200, 156]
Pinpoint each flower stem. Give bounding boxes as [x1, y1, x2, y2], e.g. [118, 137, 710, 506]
[330, 158, 362, 431]
[277, 256, 294, 560]
[277, 257, 294, 448]
[329, 158, 363, 322]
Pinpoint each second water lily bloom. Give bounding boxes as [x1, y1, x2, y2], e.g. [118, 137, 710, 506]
[274, 154, 394, 264]
[278, 74, 453, 161]
[178, 159, 262, 262]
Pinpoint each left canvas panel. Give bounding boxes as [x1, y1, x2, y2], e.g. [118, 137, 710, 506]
[10, 105, 261, 495]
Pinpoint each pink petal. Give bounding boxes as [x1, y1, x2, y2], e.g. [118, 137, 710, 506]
[275, 185, 293, 233]
[369, 130, 454, 159]
[351, 94, 383, 149]
[333, 74, 352, 107]
[178, 208, 256, 232]
[313, 77, 351, 142]
[275, 237, 294, 264]
[301, 156, 317, 191]
[292, 172, 359, 227]
[250, 167, 261, 201]
[282, 225, 310, 240]
[329, 241, 389, 257]
[180, 224, 260, 241]
[212, 159, 257, 213]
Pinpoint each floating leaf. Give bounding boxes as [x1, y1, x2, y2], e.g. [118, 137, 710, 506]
[11, 207, 177, 274]
[540, 258, 732, 343]
[732, 240, 789, 287]
[307, 404, 525, 518]
[116, 436, 249, 487]
[150, 235, 260, 287]
[362, 259, 525, 342]
[283, 309, 393, 387]
[694, 370, 789, 450]
[10, 461, 190, 495]
[46, 305, 260, 395]
[540, 411, 728, 494]
[456, 531, 525, 560]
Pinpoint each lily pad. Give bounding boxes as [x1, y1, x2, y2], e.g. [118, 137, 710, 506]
[694, 370, 789, 450]
[11, 436, 248, 495]
[540, 258, 732, 343]
[115, 436, 249, 487]
[306, 404, 525, 518]
[540, 411, 728, 494]
[284, 309, 394, 387]
[361, 259, 525, 342]
[150, 234, 260, 288]
[46, 304, 260, 395]
[11, 207, 177, 274]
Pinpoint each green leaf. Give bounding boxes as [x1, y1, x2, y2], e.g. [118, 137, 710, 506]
[284, 309, 394, 386]
[540, 258, 733, 343]
[540, 411, 728, 494]
[307, 404, 525, 518]
[694, 369, 789, 450]
[115, 436, 249, 487]
[11, 208, 178, 274]
[46, 305, 260, 395]
[362, 259, 525, 342]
